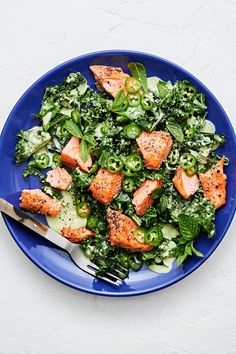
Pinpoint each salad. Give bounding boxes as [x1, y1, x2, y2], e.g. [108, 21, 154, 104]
[15, 62, 227, 278]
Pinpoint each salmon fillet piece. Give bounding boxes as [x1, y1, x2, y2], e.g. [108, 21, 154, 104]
[90, 65, 129, 98]
[20, 189, 61, 217]
[173, 166, 199, 199]
[132, 179, 163, 216]
[61, 136, 92, 173]
[107, 209, 153, 252]
[136, 131, 173, 170]
[199, 158, 226, 208]
[89, 167, 124, 205]
[46, 167, 72, 190]
[60, 226, 95, 243]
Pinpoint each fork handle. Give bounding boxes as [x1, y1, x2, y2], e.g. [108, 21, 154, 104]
[0, 198, 73, 251]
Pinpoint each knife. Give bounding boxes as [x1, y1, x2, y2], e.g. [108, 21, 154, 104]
[0, 198, 72, 251]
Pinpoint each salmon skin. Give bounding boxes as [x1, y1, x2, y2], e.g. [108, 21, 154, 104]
[107, 209, 153, 252]
[136, 131, 173, 170]
[89, 167, 124, 205]
[60, 226, 95, 243]
[199, 158, 226, 208]
[90, 65, 129, 98]
[61, 136, 92, 173]
[173, 166, 199, 200]
[20, 189, 61, 217]
[46, 167, 72, 190]
[132, 179, 163, 216]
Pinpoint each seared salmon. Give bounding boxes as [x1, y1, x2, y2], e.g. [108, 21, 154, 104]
[136, 131, 173, 170]
[107, 208, 153, 252]
[60, 226, 95, 243]
[132, 179, 163, 216]
[90, 65, 129, 98]
[199, 158, 226, 208]
[20, 189, 61, 217]
[46, 167, 72, 190]
[61, 136, 92, 173]
[89, 167, 124, 205]
[173, 166, 199, 199]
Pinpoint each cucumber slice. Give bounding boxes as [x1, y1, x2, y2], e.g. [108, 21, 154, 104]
[148, 257, 175, 273]
[161, 224, 179, 240]
[46, 191, 87, 233]
[147, 76, 159, 94]
[201, 120, 216, 134]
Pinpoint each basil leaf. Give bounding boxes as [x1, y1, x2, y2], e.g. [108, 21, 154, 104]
[64, 120, 83, 139]
[176, 253, 188, 266]
[157, 80, 170, 98]
[111, 90, 127, 112]
[80, 139, 89, 162]
[178, 214, 200, 241]
[166, 119, 184, 142]
[84, 134, 96, 146]
[185, 242, 193, 256]
[191, 243, 204, 257]
[128, 62, 148, 93]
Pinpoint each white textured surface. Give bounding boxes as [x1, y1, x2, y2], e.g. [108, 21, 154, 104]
[0, 1, 236, 353]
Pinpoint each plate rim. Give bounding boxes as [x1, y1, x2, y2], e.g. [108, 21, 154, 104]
[1, 49, 236, 297]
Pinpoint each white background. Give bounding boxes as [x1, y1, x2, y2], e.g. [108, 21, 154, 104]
[1, 1, 236, 353]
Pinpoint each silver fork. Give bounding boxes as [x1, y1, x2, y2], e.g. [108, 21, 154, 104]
[0, 198, 127, 286]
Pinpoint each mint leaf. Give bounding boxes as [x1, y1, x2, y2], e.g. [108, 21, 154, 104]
[80, 139, 89, 162]
[191, 243, 204, 257]
[159, 195, 168, 212]
[166, 119, 184, 142]
[64, 120, 83, 139]
[157, 80, 170, 97]
[128, 62, 148, 93]
[111, 90, 127, 112]
[178, 214, 200, 241]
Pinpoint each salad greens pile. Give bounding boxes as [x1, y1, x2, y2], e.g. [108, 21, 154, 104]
[15, 62, 227, 277]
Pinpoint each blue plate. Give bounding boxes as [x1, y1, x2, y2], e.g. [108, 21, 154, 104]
[0, 50, 236, 296]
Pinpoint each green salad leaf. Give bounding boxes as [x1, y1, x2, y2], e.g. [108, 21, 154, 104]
[166, 119, 184, 142]
[178, 214, 201, 240]
[128, 62, 148, 93]
[63, 120, 83, 139]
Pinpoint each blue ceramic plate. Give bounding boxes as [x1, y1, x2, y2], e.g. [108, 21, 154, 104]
[0, 50, 236, 296]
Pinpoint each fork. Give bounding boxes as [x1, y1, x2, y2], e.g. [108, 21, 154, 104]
[0, 198, 127, 286]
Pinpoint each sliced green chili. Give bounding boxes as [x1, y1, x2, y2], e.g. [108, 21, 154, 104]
[127, 93, 141, 107]
[124, 154, 143, 171]
[125, 77, 141, 93]
[76, 202, 91, 218]
[35, 153, 50, 169]
[145, 226, 163, 246]
[185, 165, 198, 177]
[128, 254, 143, 271]
[123, 123, 141, 139]
[179, 153, 196, 170]
[86, 215, 99, 230]
[52, 153, 62, 167]
[122, 177, 136, 193]
[71, 110, 80, 124]
[107, 156, 124, 173]
[140, 94, 154, 110]
[168, 149, 180, 165]
[60, 122, 70, 137]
